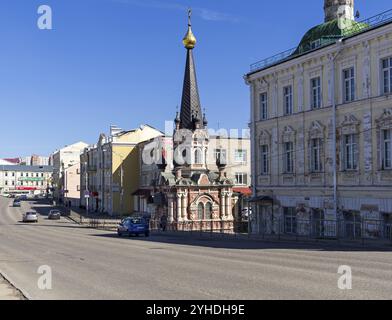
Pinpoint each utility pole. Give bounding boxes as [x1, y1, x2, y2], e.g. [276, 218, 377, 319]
[332, 39, 344, 227]
[85, 161, 89, 217]
[120, 162, 124, 215]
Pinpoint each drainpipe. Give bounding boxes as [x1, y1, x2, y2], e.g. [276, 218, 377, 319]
[247, 78, 256, 234]
[332, 39, 344, 222]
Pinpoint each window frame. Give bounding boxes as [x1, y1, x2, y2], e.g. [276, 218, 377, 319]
[382, 128, 392, 170]
[284, 141, 294, 173]
[343, 67, 355, 103]
[235, 172, 247, 185]
[310, 76, 322, 109]
[234, 149, 247, 164]
[260, 144, 270, 175]
[259, 92, 268, 120]
[283, 85, 293, 115]
[381, 57, 392, 95]
[343, 133, 358, 171]
[310, 138, 322, 173]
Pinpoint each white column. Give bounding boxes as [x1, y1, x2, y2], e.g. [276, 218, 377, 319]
[168, 196, 174, 222]
[221, 191, 226, 220]
[177, 195, 182, 222]
[226, 192, 232, 220]
[182, 193, 188, 220]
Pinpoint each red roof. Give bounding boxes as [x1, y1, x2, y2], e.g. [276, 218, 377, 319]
[233, 187, 252, 196]
[4, 158, 20, 164]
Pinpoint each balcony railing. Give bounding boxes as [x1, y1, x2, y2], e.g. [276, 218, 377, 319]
[249, 9, 392, 73]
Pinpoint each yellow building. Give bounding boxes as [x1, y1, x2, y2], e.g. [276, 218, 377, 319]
[80, 125, 163, 215]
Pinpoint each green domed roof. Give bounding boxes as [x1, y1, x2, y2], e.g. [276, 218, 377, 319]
[294, 19, 369, 55]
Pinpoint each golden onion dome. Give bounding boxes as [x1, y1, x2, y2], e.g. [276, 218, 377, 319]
[183, 9, 196, 49]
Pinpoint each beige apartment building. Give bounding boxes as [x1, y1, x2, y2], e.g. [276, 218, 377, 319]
[245, 1, 392, 239]
[80, 125, 164, 215]
[51, 141, 89, 205]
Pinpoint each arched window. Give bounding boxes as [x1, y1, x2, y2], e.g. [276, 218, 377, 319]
[197, 203, 204, 220]
[194, 148, 203, 164]
[205, 202, 212, 220]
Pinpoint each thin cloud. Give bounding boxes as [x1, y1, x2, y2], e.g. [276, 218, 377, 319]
[110, 0, 242, 23]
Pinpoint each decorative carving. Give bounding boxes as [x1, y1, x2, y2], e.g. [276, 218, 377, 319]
[309, 121, 325, 139]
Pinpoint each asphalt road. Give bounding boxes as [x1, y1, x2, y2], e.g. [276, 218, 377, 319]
[0, 196, 391, 300]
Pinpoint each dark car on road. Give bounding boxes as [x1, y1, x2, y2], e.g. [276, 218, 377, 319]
[13, 200, 21, 207]
[117, 217, 150, 237]
[48, 209, 61, 220]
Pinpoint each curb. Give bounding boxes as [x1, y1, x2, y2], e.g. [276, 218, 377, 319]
[151, 231, 392, 250]
[0, 269, 32, 300]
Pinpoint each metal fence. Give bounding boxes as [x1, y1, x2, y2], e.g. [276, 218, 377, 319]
[149, 220, 248, 235]
[252, 217, 392, 244]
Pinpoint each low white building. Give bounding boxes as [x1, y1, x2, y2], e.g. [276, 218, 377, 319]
[51, 141, 88, 204]
[0, 165, 53, 196]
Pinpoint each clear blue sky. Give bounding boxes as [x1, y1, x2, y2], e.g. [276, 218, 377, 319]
[1, 0, 391, 158]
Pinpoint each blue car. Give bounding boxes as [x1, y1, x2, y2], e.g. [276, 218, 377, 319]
[117, 217, 150, 237]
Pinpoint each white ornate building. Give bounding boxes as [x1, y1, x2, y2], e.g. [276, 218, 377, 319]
[245, 0, 392, 239]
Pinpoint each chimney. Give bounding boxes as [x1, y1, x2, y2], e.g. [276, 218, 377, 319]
[324, 0, 354, 22]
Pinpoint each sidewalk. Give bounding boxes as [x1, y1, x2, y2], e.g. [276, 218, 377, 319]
[0, 275, 25, 300]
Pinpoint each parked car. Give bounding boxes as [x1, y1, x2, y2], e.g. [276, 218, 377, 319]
[117, 217, 150, 237]
[23, 212, 38, 223]
[13, 200, 21, 207]
[48, 210, 61, 220]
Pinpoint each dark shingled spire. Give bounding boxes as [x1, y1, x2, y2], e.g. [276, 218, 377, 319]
[179, 49, 203, 130]
[179, 11, 203, 131]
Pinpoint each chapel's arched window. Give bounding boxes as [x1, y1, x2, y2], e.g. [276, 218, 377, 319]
[198, 202, 204, 220]
[205, 202, 212, 220]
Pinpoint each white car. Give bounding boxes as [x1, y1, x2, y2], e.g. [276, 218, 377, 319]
[23, 212, 38, 223]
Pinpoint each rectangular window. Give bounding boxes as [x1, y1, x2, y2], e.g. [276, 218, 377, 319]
[214, 149, 227, 165]
[344, 134, 358, 170]
[311, 138, 322, 172]
[382, 57, 392, 94]
[283, 85, 293, 115]
[234, 149, 247, 163]
[235, 173, 247, 185]
[260, 92, 268, 120]
[382, 129, 392, 169]
[260, 145, 269, 175]
[311, 77, 321, 109]
[284, 141, 294, 173]
[5, 180, 8, 186]
[343, 67, 355, 102]
[5, 172, 8, 177]
[284, 207, 297, 234]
